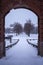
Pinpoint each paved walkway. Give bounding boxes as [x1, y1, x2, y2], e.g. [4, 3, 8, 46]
[0, 38, 43, 65]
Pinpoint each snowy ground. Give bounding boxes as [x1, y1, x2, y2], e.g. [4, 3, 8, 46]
[5, 33, 38, 46]
[0, 33, 43, 65]
[27, 34, 38, 46]
[5, 39, 18, 47]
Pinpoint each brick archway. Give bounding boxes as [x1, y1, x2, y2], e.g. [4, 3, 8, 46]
[0, 0, 43, 58]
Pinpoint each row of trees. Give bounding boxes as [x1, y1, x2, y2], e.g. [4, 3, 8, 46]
[5, 20, 38, 36]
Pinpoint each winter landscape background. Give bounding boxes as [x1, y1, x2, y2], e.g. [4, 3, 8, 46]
[0, 8, 43, 65]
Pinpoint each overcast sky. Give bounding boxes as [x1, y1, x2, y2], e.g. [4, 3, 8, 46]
[5, 8, 38, 28]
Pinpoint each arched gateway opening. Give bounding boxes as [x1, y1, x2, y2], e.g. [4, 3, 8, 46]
[0, 0, 43, 58]
[5, 8, 38, 49]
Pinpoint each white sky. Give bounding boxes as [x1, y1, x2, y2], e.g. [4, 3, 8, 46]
[5, 8, 38, 28]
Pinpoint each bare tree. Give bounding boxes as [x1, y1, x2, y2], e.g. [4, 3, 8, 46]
[13, 23, 23, 35]
[5, 28, 12, 33]
[24, 20, 34, 36]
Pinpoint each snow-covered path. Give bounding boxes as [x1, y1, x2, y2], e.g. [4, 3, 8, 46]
[0, 36, 43, 65]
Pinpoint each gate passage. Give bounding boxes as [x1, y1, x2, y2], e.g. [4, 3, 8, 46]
[0, 0, 43, 58]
